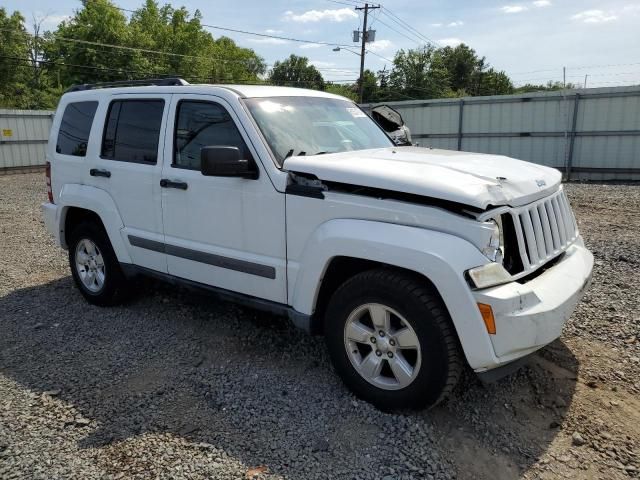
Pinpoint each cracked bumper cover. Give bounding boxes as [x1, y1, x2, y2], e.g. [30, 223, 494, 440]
[472, 236, 593, 371]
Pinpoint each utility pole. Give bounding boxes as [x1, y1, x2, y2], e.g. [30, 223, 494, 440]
[355, 3, 380, 103]
[563, 67, 566, 88]
[584, 74, 588, 89]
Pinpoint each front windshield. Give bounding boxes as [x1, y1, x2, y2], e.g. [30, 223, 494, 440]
[244, 96, 394, 166]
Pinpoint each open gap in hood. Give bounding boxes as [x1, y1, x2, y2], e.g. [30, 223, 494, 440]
[287, 171, 484, 218]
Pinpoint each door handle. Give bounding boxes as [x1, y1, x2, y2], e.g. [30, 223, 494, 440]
[90, 168, 111, 178]
[160, 179, 188, 190]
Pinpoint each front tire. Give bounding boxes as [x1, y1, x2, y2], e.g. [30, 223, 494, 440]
[68, 222, 128, 306]
[325, 269, 462, 410]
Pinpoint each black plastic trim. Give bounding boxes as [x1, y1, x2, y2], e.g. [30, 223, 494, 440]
[160, 179, 188, 190]
[171, 99, 259, 178]
[323, 180, 483, 216]
[128, 236, 165, 253]
[89, 168, 111, 178]
[127, 235, 276, 279]
[119, 263, 311, 332]
[0, 139, 48, 145]
[66, 77, 188, 93]
[100, 99, 165, 165]
[285, 183, 325, 199]
[476, 356, 529, 383]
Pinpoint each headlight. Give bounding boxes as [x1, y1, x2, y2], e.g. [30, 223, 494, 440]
[467, 263, 511, 289]
[467, 216, 511, 289]
[481, 218, 504, 264]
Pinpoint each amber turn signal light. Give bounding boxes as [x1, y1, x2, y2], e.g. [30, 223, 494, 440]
[477, 303, 496, 335]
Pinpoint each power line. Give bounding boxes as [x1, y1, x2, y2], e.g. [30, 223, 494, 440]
[567, 71, 640, 79]
[324, 0, 366, 7]
[117, 7, 355, 49]
[375, 16, 427, 46]
[327, 0, 441, 48]
[510, 61, 640, 76]
[580, 79, 640, 85]
[380, 7, 440, 47]
[374, 87, 417, 101]
[365, 49, 393, 63]
[512, 71, 640, 85]
[0, 27, 265, 67]
[2, 55, 359, 86]
[0, 27, 360, 74]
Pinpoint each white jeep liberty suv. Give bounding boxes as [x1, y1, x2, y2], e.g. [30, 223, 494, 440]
[42, 78, 593, 409]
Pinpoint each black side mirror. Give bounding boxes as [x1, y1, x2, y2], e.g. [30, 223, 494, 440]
[200, 146, 258, 179]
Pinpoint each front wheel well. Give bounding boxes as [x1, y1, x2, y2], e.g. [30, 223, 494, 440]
[311, 257, 441, 335]
[63, 207, 105, 247]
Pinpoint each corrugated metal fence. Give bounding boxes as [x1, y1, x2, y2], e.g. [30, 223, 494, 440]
[2, 86, 640, 181]
[363, 85, 640, 181]
[0, 109, 53, 173]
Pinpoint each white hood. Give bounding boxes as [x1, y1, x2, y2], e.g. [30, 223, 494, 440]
[284, 146, 561, 210]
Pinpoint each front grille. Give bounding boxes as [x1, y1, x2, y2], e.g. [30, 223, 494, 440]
[509, 188, 578, 273]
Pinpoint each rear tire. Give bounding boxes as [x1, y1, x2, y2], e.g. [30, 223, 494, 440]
[68, 221, 128, 306]
[325, 268, 462, 410]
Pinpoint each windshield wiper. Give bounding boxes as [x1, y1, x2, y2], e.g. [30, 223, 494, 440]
[313, 151, 328, 156]
[283, 149, 306, 159]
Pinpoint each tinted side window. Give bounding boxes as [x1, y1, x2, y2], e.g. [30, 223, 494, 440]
[56, 101, 98, 156]
[174, 101, 252, 170]
[101, 100, 164, 163]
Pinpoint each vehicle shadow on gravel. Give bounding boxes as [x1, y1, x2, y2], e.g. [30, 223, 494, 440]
[430, 339, 579, 479]
[0, 276, 578, 479]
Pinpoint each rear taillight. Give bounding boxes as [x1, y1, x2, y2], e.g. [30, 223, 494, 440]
[45, 161, 54, 203]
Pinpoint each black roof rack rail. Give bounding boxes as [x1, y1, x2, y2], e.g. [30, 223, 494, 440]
[65, 77, 189, 93]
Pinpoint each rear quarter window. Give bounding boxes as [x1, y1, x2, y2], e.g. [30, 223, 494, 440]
[56, 101, 99, 156]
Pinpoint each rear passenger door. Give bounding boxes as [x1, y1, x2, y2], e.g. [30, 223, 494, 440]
[87, 94, 171, 273]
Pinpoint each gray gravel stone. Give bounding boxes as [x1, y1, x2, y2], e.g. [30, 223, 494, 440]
[1, 174, 639, 480]
[572, 432, 586, 446]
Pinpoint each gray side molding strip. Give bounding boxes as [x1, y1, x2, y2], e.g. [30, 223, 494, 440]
[128, 236, 165, 253]
[128, 235, 276, 279]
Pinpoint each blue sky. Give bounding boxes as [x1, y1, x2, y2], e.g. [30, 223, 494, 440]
[5, 0, 640, 87]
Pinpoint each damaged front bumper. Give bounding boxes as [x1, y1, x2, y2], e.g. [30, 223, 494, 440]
[472, 236, 593, 374]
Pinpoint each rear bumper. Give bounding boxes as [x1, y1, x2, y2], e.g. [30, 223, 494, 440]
[472, 236, 593, 371]
[41, 202, 61, 246]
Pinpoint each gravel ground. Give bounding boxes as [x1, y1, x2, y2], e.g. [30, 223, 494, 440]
[0, 173, 638, 480]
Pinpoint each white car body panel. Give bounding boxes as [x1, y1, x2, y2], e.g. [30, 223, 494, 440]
[284, 146, 562, 209]
[160, 94, 287, 304]
[41, 83, 593, 377]
[84, 92, 171, 273]
[474, 238, 593, 366]
[45, 184, 132, 264]
[286, 215, 497, 369]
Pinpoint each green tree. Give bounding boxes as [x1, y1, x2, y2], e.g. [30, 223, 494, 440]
[388, 46, 449, 100]
[209, 36, 266, 83]
[0, 8, 30, 107]
[359, 69, 379, 103]
[432, 44, 516, 96]
[515, 80, 577, 93]
[44, 0, 137, 85]
[475, 68, 514, 96]
[268, 54, 324, 90]
[381, 43, 514, 101]
[435, 44, 485, 94]
[128, 0, 265, 82]
[43, 0, 266, 87]
[325, 83, 358, 101]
